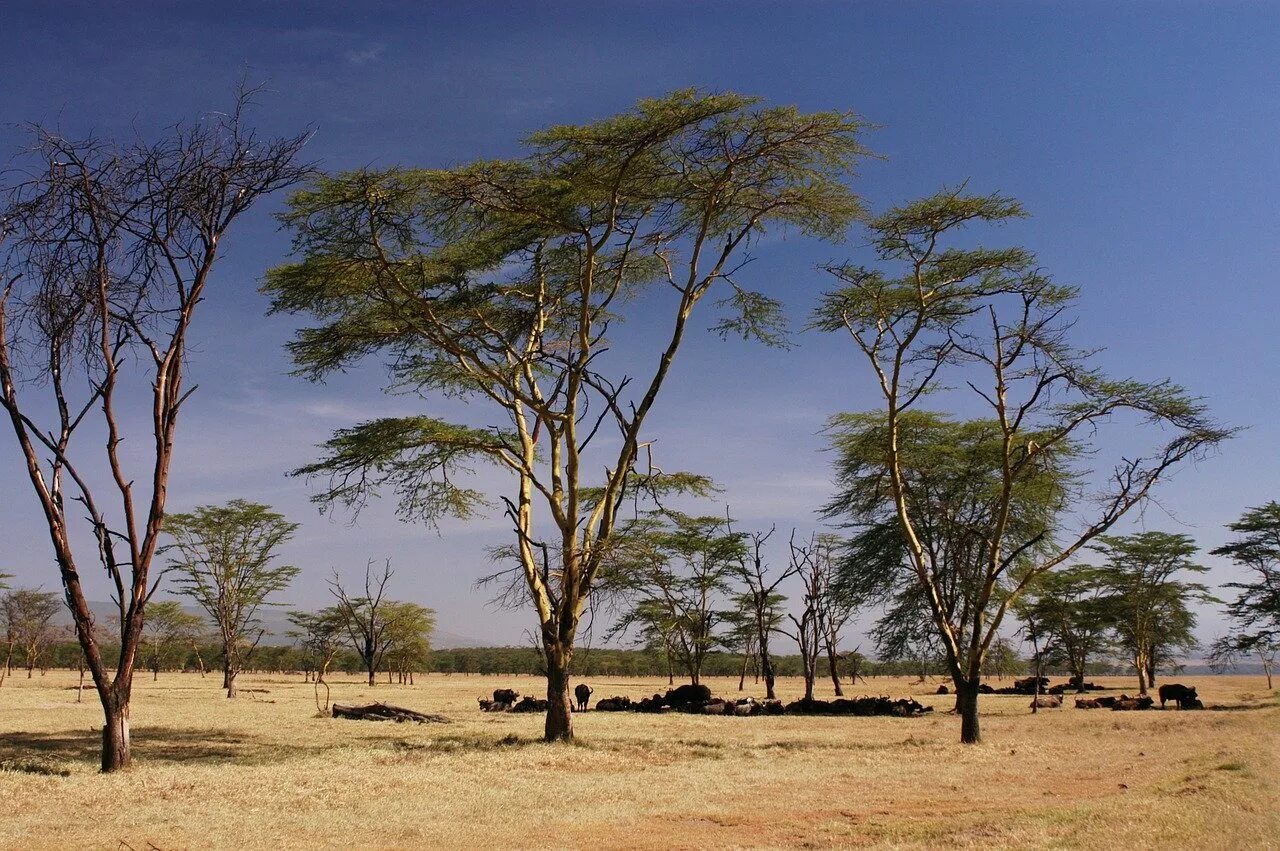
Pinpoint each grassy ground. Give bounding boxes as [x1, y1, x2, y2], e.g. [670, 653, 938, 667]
[0, 670, 1275, 849]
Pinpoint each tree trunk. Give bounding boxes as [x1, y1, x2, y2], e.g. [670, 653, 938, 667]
[956, 679, 981, 744]
[100, 689, 131, 772]
[544, 646, 573, 742]
[827, 644, 844, 696]
[761, 643, 777, 700]
[224, 666, 238, 698]
[1135, 652, 1149, 695]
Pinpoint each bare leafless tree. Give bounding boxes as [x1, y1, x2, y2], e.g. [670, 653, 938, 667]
[0, 89, 311, 770]
[732, 525, 796, 700]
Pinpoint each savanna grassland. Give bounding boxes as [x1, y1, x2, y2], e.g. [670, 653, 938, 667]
[0, 671, 1275, 849]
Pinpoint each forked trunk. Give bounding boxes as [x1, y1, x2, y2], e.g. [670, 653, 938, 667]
[544, 647, 573, 742]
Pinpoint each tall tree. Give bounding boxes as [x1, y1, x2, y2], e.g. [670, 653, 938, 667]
[165, 500, 301, 697]
[264, 90, 869, 740]
[0, 92, 311, 770]
[1094, 532, 1209, 694]
[815, 189, 1231, 743]
[1208, 502, 1280, 690]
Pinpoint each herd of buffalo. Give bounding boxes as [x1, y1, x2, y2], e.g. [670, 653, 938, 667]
[476, 681, 1205, 718]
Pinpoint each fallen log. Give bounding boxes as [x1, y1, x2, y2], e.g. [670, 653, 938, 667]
[332, 702, 451, 724]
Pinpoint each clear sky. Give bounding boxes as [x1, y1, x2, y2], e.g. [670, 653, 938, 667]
[1, 1, 1276, 649]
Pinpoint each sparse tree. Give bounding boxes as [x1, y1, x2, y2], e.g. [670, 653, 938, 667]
[1017, 566, 1113, 691]
[1095, 532, 1209, 694]
[331, 560, 400, 686]
[732, 526, 795, 699]
[609, 512, 743, 685]
[165, 500, 300, 698]
[0, 92, 311, 770]
[265, 90, 870, 740]
[1, 588, 60, 679]
[139, 600, 204, 681]
[815, 188, 1231, 742]
[383, 601, 436, 685]
[782, 533, 840, 702]
[1209, 502, 1280, 690]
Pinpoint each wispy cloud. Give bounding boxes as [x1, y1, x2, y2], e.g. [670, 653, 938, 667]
[344, 44, 385, 66]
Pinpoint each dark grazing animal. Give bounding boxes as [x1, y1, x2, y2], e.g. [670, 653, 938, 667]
[574, 683, 593, 711]
[1180, 697, 1204, 710]
[1112, 694, 1155, 711]
[1158, 683, 1197, 709]
[492, 688, 519, 706]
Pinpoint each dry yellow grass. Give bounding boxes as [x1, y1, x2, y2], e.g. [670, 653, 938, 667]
[0, 670, 1275, 849]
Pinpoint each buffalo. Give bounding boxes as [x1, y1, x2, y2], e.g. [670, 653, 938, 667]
[1157, 683, 1197, 709]
[574, 683, 593, 711]
[1030, 694, 1062, 709]
[493, 688, 519, 705]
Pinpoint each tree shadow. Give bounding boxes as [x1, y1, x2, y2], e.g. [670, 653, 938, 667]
[0, 725, 328, 769]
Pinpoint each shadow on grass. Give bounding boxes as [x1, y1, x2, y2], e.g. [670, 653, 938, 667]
[0, 725, 330, 769]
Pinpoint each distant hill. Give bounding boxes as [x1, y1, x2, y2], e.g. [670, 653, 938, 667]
[51, 600, 488, 650]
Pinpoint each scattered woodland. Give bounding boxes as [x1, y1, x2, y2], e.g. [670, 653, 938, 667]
[0, 86, 1277, 848]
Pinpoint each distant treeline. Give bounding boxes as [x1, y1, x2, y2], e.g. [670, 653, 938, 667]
[22, 640, 1133, 680]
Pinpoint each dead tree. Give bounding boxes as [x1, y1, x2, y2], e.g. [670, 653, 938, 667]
[733, 526, 797, 700]
[0, 90, 311, 771]
[331, 560, 396, 687]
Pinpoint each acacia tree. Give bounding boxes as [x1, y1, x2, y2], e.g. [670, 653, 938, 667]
[1209, 502, 1280, 690]
[815, 189, 1231, 743]
[382, 601, 436, 684]
[165, 500, 300, 698]
[609, 511, 743, 685]
[138, 600, 204, 681]
[0, 95, 310, 770]
[1016, 566, 1113, 691]
[265, 90, 869, 740]
[0, 588, 60, 679]
[1095, 532, 1209, 694]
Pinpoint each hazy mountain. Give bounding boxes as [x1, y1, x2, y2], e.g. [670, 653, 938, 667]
[50, 600, 488, 649]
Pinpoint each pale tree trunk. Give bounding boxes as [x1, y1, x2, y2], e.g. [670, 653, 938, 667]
[100, 683, 132, 772]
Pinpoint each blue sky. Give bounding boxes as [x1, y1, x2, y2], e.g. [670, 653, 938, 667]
[1, 2, 1276, 649]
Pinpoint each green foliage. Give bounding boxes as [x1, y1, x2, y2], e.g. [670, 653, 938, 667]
[825, 411, 1070, 664]
[1015, 566, 1114, 684]
[607, 510, 746, 684]
[140, 601, 205, 676]
[1093, 531, 1211, 687]
[1209, 502, 1280, 668]
[816, 185, 1231, 723]
[264, 91, 873, 714]
[164, 500, 300, 683]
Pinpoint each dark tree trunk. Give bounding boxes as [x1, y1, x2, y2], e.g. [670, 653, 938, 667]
[544, 646, 573, 742]
[100, 687, 131, 772]
[762, 646, 777, 700]
[956, 679, 981, 744]
[827, 644, 844, 696]
[224, 666, 237, 698]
